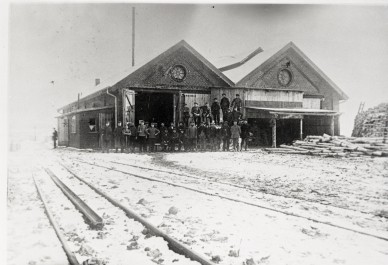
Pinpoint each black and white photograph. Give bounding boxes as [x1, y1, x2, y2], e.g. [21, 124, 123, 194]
[4, 1, 388, 265]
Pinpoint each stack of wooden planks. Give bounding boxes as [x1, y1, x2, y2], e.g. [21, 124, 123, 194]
[352, 102, 388, 138]
[265, 134, 388, 157]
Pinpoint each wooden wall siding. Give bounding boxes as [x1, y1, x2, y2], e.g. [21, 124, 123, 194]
[303, 116, 334, 136]
[246, 89, 303, 102]
[183, 93, 211, 108]
[211, 88, 245, 104]
[246, 109, 273, 119]
[57, 117, 69, 146]
[246, 101, 302, 109]
[303, 98, 321, 109]
[113, 46, 231, 89]
[62, 92, 116, 114]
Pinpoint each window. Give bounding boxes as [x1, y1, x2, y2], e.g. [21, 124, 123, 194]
[88, 118, 96, 132]
[70, 115, 76, 133]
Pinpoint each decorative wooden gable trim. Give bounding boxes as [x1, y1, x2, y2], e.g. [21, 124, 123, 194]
[237, 42, 349, 100]
[112, 40, 234, 90]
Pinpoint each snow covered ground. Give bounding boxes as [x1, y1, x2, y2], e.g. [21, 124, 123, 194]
[7, 142, 388, 265]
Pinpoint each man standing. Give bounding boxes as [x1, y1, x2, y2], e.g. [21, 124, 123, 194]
[159, 122, 169, 151]
[102, 121, 113, 153]
[201, 102, 211, 124]
[231, 107, 242, 124]
[231, 94, 243, 111]
[230, 120, 241, 152]
[220, 121, 230, 151]
[127, 122, 137, 152]
[137, 120, 147, 152]
[186, 122, 197, 151]
[208, 121, 218, 151]
[240, 120, 250, 151]
[191, 102, 201, 126]
[52, 128, 58, 149]
[146, 123, 160, 152]
[183, 104, 191, 127]
[220, 93, 230, 122]
[177, 122, 186, 151]
[211, 98, 221, 125]
[169, 128, 180, 152]
[113, 121, 125, 153]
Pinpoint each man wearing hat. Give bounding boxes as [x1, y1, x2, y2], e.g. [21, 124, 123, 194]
[231, 94, 243, 111]
[220, 121, 230, 151]
[146, 123, 160, 152]
[137, 120, 147, 152]
[52, 128, 58, 149]
[211, 98, 221, 125]
[159, 122, 169, 151]
[101, 121, 113, 153]
[240, 119, 250, 151]
[191, 102, 201, 126]
[183, 103, 191, 127]
[113, 121, 125, 153]
[220, 93, 230, 122]
[127, 122, 137, 152]
[208, 121, 218, 151]
[186, 121, 197, 151]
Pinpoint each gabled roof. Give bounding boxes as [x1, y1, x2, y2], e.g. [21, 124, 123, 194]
[236, 42, 349, 100]
[113, 40, 235, 89]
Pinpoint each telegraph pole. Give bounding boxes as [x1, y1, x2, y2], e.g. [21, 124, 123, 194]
[132, 7, 135, 67]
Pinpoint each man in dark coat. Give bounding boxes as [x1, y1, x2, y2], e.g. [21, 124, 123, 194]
[230, 121, 241, 152]
[211, 98, 221, 125]
[240, 120, 250, 151]
[191, 103, 201, 126]
[159, 122, 169, 151]
[186, 122, 197, 151]
[52, 128, 58, 149]
[127, 122, 137, 152]
[183, 104, 191, 128]
[201, 102, 211, 124]
[220, 121, 230, 151]
[177, 122, 186, 151]
[169, 128, 180, 152]
[220, 93, 230, 122]
[113, 121, 125, 153]
[208, 121, 218, 151]
[231, 107, 242, 124]
[231, 94, 243, 111]
[101, 121, 113, 153]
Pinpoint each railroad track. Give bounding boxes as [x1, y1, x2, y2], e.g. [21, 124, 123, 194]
[33, 166, 215, 265]
[64, 158, 388, 242]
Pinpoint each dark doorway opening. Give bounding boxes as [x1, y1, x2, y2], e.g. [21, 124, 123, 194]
[277, 119, 300, 145]
[135, 92, 174, 126]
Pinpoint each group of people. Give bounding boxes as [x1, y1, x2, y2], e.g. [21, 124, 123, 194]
[98, 94, 250, 153]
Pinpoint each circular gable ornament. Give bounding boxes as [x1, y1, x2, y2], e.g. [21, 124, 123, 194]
[277, 68, 293, 86]
[170, 65, 187, 82]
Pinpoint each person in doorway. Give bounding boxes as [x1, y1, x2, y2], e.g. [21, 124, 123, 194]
[220, 93, 230, 122]
[240, 120, 250, 151]
[191, 102, 201, 126]
[52, 128, 58, 149]
[231, 94, 243, 111]
[127, 122, 137, 152]
[113, 121, 125, 153]
[221, 121, 230, 151]
[146, 123, 160, 152]
[137, 120, 147, 152]
[211, 98, 221, 125]
[183, 104, 191, 128]
[201, 102, 212, 124]
[230, 121, 241, 151]
[186, 122, 197, 151]
[102, 121, 113, 153]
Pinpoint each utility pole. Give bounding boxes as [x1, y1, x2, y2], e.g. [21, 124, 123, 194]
[132, 7, 135, 67]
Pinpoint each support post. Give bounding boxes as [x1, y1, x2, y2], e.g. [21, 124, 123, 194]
[178, 91, 182, 123]
[330, 116, 335, 136]
[300, 118, 303, 140]
[173, 94, 176, 125]
[272, 118, 277, 148]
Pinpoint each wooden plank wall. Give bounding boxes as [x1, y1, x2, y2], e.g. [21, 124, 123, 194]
[183, 93, 211, 108]
[303, 98, 321, 109]
[246, 90, 303, 102]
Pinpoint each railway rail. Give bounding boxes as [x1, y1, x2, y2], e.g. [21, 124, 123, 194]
[65, 158, 388, 242]
[34, 166, 215, 265]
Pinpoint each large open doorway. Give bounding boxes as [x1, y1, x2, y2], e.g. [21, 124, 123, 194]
[135, 92, 174, 126]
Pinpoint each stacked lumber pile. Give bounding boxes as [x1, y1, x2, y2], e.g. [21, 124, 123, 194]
[265, 134, 388, 158]
[352, 102, 388, 137]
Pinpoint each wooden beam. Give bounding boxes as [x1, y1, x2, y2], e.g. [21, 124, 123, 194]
[330, 116, 335, 136]
[300, 118, 303, 140]
[272, 119, 277, 148]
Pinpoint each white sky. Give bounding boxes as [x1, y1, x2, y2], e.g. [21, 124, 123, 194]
[7, 2, 388, 137]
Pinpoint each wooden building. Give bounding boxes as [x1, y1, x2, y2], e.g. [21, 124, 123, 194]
[57, 40, 348, 149]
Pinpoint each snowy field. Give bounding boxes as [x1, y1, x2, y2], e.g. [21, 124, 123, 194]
[7, 141, 388, 265]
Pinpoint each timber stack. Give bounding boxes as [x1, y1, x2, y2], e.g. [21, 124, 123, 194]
[265, 134, 388, 158]
[352, 102, 388, 138]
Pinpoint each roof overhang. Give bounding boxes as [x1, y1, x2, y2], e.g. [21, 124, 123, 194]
[246, 106, 340, 117]
[56, 106, 114, 118]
